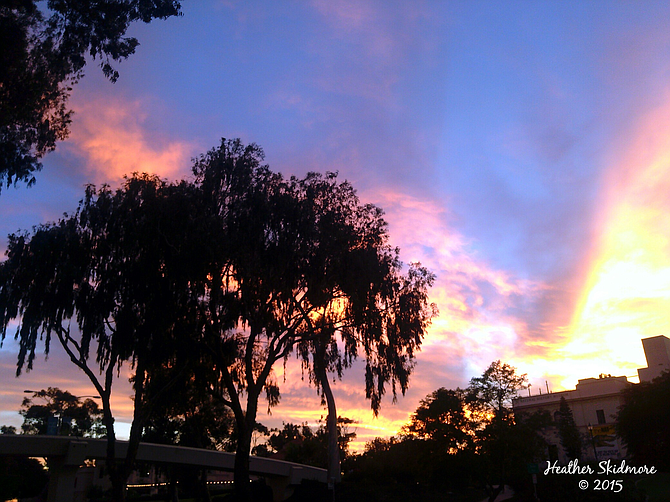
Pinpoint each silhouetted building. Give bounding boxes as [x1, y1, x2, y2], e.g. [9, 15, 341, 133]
[637, 335, 670, 383]
[513, 375, 630, 463]
[514, 335, 670, 463]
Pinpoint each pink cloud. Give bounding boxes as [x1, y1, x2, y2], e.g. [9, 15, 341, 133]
[64, 97, 198, 184]
[338, 189, 549, 411]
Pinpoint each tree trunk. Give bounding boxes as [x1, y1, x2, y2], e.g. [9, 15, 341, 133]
[107, 362, 152, 502]
[233, 394, 259, 502]
[101, 392, 128, 502]
[323, 373, 340, 489]
[314, 346, 340, 489]
[233, 430, 252, 502]
[109, 470, 127, 502]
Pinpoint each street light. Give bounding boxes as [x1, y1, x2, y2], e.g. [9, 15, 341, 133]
[23, 390, 101, 399]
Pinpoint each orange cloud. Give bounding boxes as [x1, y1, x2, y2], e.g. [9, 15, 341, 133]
[65, 97, 197, 184]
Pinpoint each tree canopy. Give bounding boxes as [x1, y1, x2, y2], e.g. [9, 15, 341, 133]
[349, 365, 548, 500]
[255, 419, 356, 469]
[0, 0, 182, 191]
[20, 387, 103, 436]
[402, 387, 472, 453]
[142, 360, 237, 452]
[466, 361, 529, 502]
[0, 137, 436, 501]
[467, 359, 528, 422]
[190, 139, 436, 498]
[0, 174, 201, 502]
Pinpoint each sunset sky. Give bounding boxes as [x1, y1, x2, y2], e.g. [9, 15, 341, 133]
[3, 0, 670, 450]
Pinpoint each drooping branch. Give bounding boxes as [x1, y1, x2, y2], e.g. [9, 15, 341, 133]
[55, 325, 106, 400]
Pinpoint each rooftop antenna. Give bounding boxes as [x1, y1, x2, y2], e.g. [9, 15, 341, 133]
[546, 381, 550, 394]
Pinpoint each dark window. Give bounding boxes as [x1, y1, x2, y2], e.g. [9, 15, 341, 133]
[596, 409, 606, 424]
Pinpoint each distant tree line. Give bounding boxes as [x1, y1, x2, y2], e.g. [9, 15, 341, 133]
[342, 360, 550, 502]
[339, 362, 660, 502]
[2, 366, 665, 502]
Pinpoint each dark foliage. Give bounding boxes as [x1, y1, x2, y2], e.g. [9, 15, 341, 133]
[256, 419, 356, 469]
[0, 174, 202, 502]
[467, 360, 528, 422]
[346, 366, 548, 500]
[347, 435, 479, 493]
[191, 138, 435, 498]
[142, 355, 237, 452]
[0, 0, 182, 190]
[0, 456, 48, 501]
[20, 386, 103, 436]
[466, 361, 531, 501]
[617, 370, 670, 470]
[0, 137, 434, 501]
[402, 387, 472, 452]
[557, 395, 582, 461]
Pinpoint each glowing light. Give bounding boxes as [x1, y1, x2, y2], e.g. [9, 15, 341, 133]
[557, 96, 670, 387]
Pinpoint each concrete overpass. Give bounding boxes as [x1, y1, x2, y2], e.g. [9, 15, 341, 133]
[0, 435, 327, 502]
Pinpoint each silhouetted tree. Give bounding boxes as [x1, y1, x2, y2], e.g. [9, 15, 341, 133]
[0, 175, 201, 502]
[467, 360, 528, 422]
[289, 173, 436, 489]
[190, 140, 292, 501]
[617, 371, 670, 470]
[0, 0, 182, 190]
[259, 418, 356, 469]
[0, 455, 48, 501]
[347, 381, 550, 498]
[402, 387, 472, 452]
[141, 348, 237, 449]
[467, 361, 528, 502]
[557, 396, 581, 461]
[20, 387, 103, 436]
[191, 139, 435, 499]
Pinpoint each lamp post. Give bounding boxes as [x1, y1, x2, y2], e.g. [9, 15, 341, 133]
[587, 423, 597, 461]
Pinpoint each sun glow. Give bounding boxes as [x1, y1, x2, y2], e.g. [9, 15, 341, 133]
[556, 97, 670, 388]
